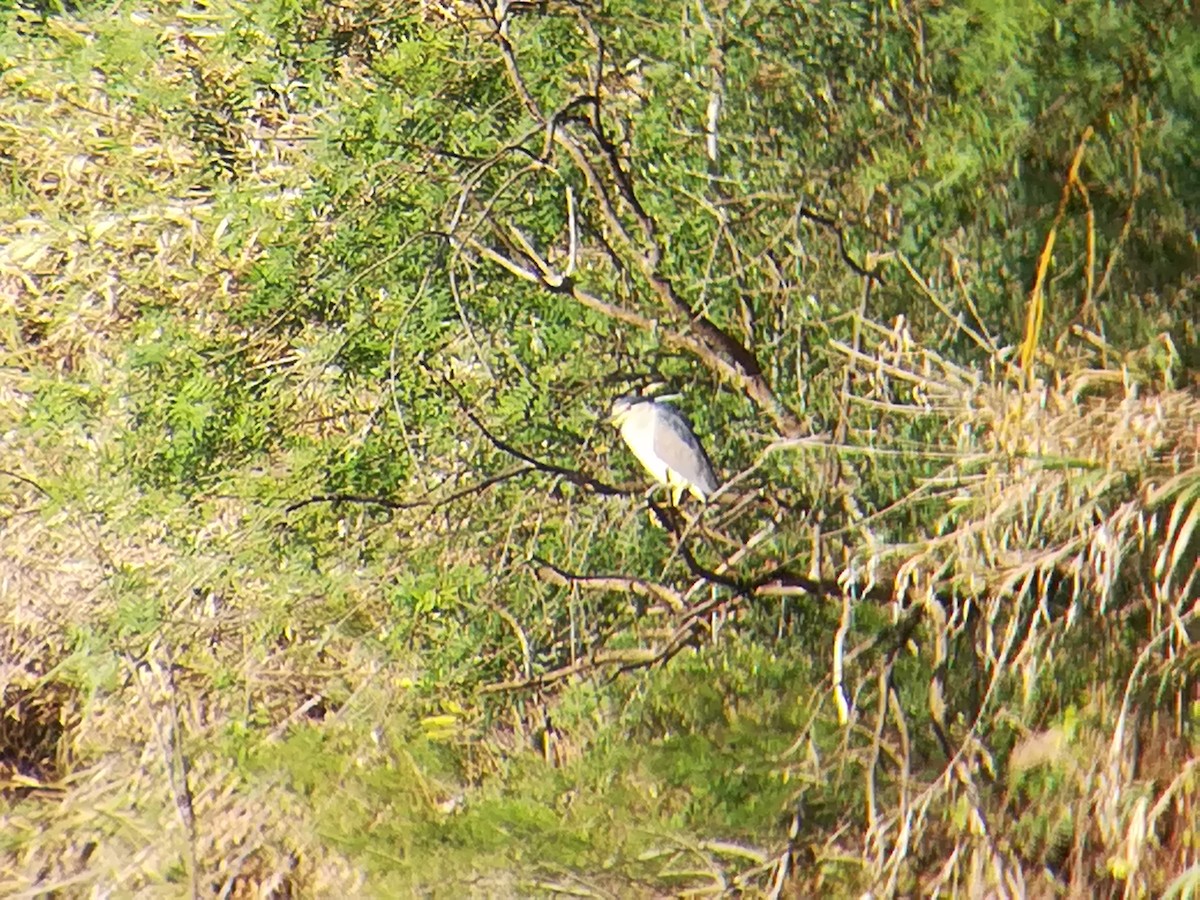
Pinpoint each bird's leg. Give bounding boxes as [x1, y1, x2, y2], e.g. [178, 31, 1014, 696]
[669, 483, 685, 507]
[643, 484, 664, 527]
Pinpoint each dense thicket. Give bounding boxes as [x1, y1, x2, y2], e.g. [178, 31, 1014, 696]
[1, 0, 1196, 895]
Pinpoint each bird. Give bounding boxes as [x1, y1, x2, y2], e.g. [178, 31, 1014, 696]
[608, 395, 719, 504]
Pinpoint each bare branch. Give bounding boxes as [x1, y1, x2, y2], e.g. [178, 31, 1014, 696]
[283, 465, 534, 515]
[479, 646, 663, 694]
[440, 371, 628, 497]
[532, 556, 686, 612]
[481, 7, 809, 439]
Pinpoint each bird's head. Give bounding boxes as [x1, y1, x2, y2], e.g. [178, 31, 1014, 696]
[608, 395, 644, 427]
[609, 393, 683, 427]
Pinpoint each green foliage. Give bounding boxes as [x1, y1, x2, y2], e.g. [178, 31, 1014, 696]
[26, 378, 101, 428]
[121, 320, 282, 489]
[247, 637, 836, 891]
[58, 627, 123, 695]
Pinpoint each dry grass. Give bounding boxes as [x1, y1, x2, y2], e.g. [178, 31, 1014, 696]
[0, 5, 378, 895]
[0, 6, 503, 893]
[823, 313, 1200, 896]
[0, 419, 380, 895]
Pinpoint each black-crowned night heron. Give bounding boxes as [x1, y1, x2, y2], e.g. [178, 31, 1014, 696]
[608, 395, 719, 504]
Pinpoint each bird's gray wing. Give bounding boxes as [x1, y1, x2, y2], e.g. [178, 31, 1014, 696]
[652, 407, 719, 494]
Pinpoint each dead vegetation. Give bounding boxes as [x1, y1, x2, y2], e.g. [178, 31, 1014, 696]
[819, 315, 1199, 896]
[0, 6, 365, 896]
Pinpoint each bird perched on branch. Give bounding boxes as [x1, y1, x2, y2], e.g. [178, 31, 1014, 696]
[608, 395, 720, 504]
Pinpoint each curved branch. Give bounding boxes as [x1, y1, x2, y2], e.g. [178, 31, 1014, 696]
[485, 11, 808, 439]
[440, 371, 627, 497]
[531, 555, 686, 612]
[797, 205, 885, 283]
[479, 647, 662, 694]
[283, 465, 533, 515]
